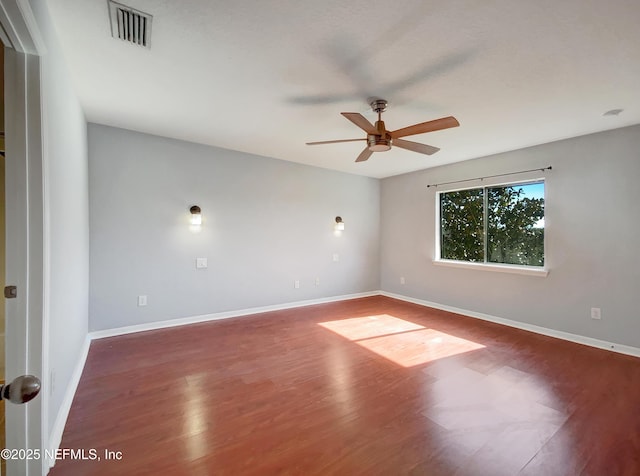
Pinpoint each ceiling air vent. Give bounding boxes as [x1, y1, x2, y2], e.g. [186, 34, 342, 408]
[108, 0, 152, 49]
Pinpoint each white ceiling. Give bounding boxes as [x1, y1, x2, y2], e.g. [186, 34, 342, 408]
[47, 0, 640, 178]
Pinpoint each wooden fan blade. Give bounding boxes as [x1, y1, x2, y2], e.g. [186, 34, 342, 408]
[306, 138, 366, 145]
[355, 147, 373, 162]
[390, 116, 459, 139]
[341, 113, 377, 134]
[393, 138, 440, 155]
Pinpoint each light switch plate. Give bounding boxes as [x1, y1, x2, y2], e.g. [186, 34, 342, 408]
[196, 258, 208, 269]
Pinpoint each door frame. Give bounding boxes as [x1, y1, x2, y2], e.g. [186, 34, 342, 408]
[0, 1, 46, 474]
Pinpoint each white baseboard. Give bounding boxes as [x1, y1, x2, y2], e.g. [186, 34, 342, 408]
[89, 291, 380, 340]
[90, 288, 640, 354]
[47, 334, 92, 469]
[380, 291, 640, 358]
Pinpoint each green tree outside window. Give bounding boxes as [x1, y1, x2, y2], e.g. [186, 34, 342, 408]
[440, 182, 544, 267]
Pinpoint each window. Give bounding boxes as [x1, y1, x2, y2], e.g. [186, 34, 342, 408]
[438, 181, 545, 268]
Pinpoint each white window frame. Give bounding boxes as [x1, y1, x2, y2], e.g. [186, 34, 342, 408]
[433, 177, 548, 277]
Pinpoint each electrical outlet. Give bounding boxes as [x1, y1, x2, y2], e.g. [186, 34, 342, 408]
[400, 276, 406, 285]
[294, 280, 300, 289]
[315, 277, 320, 286]
[333, 253, 340, 262]
[138, 295, 147, 306]
[591, 307, 601, 320]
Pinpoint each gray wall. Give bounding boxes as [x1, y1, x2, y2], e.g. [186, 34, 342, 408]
[381, 124, 640, 348]
[88, 124, 380, 331]
[30, 0, 90, 440]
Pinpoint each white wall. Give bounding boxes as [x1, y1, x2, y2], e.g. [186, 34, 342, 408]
[88, 124, 380, 331]
[381, 124, 640, 348]
[29, 0, 89, 441]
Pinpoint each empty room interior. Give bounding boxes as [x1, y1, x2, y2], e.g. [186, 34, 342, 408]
[2, 0, 640, 475]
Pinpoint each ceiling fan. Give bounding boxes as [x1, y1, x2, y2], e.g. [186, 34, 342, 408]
[306, 99, 459, 162]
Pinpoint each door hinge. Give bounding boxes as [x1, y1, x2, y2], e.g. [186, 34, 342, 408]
[4, 285, 17, 299]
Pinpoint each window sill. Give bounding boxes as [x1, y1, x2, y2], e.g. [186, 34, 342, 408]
[432, 259, 549, 277]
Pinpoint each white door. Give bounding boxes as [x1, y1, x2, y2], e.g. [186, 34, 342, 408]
[1, 1, 46, 474]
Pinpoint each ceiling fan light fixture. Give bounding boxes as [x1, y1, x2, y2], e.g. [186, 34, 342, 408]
[367, 135, 391, 152]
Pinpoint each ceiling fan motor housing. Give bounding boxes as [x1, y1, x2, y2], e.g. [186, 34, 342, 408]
[368, 116, 391, 151]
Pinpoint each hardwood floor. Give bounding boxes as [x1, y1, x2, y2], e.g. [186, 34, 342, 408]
[50, 296, 640, 475]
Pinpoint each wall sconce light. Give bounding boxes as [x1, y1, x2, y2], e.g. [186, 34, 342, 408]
[334, 216, 345, 231]
[190, 205, 202, 226]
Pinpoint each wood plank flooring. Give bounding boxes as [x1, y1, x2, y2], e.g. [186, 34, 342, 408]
[49, 296, 640, 475]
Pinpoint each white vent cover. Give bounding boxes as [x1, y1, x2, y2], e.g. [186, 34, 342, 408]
[108, 0, 152, 48]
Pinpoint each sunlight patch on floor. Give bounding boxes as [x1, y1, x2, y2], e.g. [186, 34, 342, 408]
[319, 314, 485, 367]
